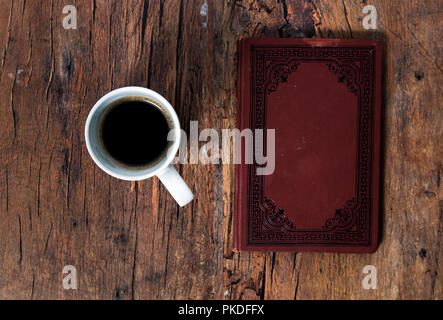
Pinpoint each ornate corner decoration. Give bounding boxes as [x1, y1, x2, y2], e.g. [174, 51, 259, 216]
[267, 60, 299, 94]
[326, 62, 360, 94]
[324, 198, 357, 231]
[262, 198, 297, 232]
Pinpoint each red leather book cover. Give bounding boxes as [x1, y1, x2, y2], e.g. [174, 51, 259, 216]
[234, 38, 382, 253]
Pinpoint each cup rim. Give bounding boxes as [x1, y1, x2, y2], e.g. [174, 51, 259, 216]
[85, 86, 181, 181]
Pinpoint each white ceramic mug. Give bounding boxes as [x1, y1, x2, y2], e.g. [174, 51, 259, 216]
[85, 86, 194, 207]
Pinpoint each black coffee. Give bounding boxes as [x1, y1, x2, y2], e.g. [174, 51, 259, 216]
[100, 98, 171, 167]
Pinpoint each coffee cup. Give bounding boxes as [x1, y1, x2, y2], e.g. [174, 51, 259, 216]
[85, 86, 194, 207]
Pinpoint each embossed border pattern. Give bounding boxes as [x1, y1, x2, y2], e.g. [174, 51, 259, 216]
[248, 46, 376, 246]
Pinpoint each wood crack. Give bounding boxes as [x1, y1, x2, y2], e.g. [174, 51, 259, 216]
[10, 67, 17, 142]
[26, 25, 32, 86]
[293, 269, 300, 300]
[0, 0, 13, 78]
[163, 211, 173, 287]
[269, 252, 276, 284]
[5, 166, 9, 213]
[131, 182, 139, 300]
[37, 162, 41, 217]
[21, 0, 26, 24]
[174, 0, 184, 114]
[44, 0, 55, 131]
[30, 270, 35, 299]
[18, 215, 22, 264]
[341, 0, 353, 38]
[43, 223, 52, 255]
[259, 255, 266, 300]
[66, 146, 73, 210]
[140, 0, 149, 51]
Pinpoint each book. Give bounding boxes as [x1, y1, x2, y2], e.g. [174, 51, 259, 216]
[234, 38, 382, 253]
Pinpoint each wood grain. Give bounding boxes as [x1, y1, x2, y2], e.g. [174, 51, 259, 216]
[0, 0, 441, 299]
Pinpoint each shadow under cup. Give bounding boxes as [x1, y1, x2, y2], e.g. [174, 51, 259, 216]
[85, 91, 180, 181]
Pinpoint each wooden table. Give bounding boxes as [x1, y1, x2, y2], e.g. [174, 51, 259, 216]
[0, 0, 441, 300]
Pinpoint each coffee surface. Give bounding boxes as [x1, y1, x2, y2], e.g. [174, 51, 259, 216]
[100, 99, 170, 167]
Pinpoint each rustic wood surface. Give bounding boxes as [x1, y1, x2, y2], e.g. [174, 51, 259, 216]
[0, 0, 441, 300]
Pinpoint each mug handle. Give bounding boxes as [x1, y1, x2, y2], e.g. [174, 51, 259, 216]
[157, 164, 194, 207]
